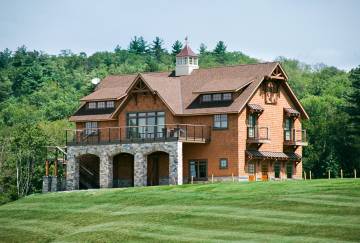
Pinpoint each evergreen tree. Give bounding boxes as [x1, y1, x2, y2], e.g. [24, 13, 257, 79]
[199, 43, 207, 55]
[151, 37, 166, 61]
[213, 41, 227, 55]
[171, 40, 183, 55]
[346, 66, 360, 170]
[129, 36, 148, 54]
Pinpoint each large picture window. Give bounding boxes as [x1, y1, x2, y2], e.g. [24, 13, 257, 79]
[189, 160, 207, 181]
[127, 111, 165, 139]
[214, 114, 228, 129]
[85, 121, 98, 135]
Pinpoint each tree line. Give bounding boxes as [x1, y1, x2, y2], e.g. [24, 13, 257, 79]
[0, 36, 359, 204]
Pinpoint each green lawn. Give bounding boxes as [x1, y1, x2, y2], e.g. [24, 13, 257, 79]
[0, 179, 360, 242]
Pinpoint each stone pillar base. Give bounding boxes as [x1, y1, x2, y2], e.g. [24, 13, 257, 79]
[42, 176, 51, 193]
[50, 176, 59, 192]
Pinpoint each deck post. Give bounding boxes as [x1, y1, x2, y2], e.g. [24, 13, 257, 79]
[45, 160, 49, 177]
[341, 169, 343, 179]
[328, 170, 331, 179]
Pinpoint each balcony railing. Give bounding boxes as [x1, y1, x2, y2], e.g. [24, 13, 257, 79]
[284, 129, 308, 146]
[247, 126, 270, 144]
[66, 124, 211, 145]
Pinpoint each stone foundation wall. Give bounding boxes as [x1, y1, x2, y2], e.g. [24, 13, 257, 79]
[66, 141, 183, 191]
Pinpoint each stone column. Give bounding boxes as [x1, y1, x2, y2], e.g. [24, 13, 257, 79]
[134, 152, 147, 186]
[42, 176, 51, 193]
[169, 142, 183, 185]
[51, 176, 58, 192]
[66, 155, 79, 190]
[100, 153, 113, 188]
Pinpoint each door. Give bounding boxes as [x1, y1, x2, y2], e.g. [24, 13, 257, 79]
[148, 155, 159, 186]
[261, 162, 268, 181]
[286, 162, 293, 179]
[284, 118, 293, 141]
[189, 160, 207, 181]
[274, 161, 281, 179]
[248, 162, 256, 181]
[248, 114, 257, 138]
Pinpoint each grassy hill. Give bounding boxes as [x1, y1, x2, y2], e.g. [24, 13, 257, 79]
[0, 179, 359, 242]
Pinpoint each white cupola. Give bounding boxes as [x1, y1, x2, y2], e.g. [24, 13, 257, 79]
[175, 39, 198, 76]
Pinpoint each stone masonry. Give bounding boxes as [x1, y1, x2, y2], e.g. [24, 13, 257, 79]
[66, 141, 183, 190]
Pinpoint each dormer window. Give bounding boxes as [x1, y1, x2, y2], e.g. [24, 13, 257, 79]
[88, 102, 96, 109]
[107, 101, 114, 108]
[201, 93, 233, 103]
[98, 101, 105, 109]
[223, 93, 232, 101]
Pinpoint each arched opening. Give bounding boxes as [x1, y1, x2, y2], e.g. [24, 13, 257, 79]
[147, 151, 169, 186]
[78, 154, 100, 189]
[113, 153, 134, 187]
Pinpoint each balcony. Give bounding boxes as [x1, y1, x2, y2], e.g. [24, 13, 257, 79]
[247, 126, 270, 144]
[66, 124, 211, 146]
[284, 129, 308, 146]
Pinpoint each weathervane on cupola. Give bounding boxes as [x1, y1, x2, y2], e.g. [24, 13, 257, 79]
[175, 37, 199, 76]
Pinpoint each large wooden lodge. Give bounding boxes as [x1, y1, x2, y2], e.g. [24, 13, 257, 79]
[43, 43, 308, 192]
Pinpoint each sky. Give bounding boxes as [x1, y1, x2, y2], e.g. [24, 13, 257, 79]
[0, 0, 359, 70]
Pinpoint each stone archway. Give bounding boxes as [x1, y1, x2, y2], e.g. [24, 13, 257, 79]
[77, 154, 100, 189]
[147, 151, 169, 186]
[113, 153, 134, 187]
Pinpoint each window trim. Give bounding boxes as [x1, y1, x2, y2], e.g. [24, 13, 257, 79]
[213, 114, 228, 130]
[219, 158, 228, 169]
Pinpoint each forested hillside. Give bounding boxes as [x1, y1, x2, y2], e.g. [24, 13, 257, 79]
[0, 37, 359, 204]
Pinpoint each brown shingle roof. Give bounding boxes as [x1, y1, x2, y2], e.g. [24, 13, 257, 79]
[69, 114, 114, 122]
[74, 62, 309, 119]
[176, 44, 197, 57]
[246, 150, 301, 161]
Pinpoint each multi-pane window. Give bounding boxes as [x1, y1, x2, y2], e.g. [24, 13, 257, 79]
[213, 93, 222, 101]
[248, 162, 255, 174]
[189, 57, 193, 64]
[88, 102, 96, 109]
[219, 158, 228, 169]
[97, 101, 105, 109]
[127, 111, 165, 139]
[223, 93, 232, 100]
[106, 101, 114, 108]
[85, 121, 98, 135]
[247, 114, 257, 138]
[214, 114, 228, 129]
[202, 94, 212, 102]
[200, 93, 233, 103]
[284, 118, 293, 141]
[189, 160, 207, 180]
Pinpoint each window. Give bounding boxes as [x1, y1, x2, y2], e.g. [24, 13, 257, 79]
[97, 101, 105, 109]
[106, 101, 114, 108]
[219, 158, 228, 169]
[284, 118, 293, 141]
[85, 121, 98, 135]
[189, 160, 207, 180]
[184, 57, 188, 64]
[194, 58, 198, 65]
[202, 94, 212, 102]
[127, 111, 165, 139]
[223, 93, 232, 101]
[213, 93, 222, 101]
[214, 114, 228, 129]
[88, 102, 96, 109]
[247, 114, 257, 138]
[248, 162, 255, 175]
[189, 57, 193, 64]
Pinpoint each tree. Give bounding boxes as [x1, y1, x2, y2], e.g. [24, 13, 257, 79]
[213, 41, 227, 55]
[199, 43, 207, 55]
[0, 72, 12, 102]
[128, 36, 148, 54]
[171, 40, 183, 55]
[151, 37, 166, 61]
[345, 66, 360, 170]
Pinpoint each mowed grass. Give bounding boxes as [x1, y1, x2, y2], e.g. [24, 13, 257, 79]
[0, 180, 360, 243]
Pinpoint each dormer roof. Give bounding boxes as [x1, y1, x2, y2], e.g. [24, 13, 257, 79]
[176, 44, 198, 57]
